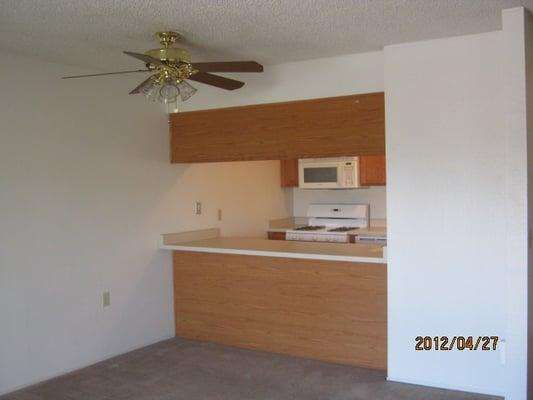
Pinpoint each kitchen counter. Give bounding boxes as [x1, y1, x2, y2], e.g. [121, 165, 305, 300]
[352, 226, 387, 236]
[160, 231, 386, 264]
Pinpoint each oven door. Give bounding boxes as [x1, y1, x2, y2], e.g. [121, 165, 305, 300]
[298, 160, 343, 189]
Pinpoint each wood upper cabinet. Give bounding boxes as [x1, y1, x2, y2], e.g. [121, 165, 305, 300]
[280, 159, 299, 187]
[280, 155, 386, 187]
[359, 155, 386, 186]
[170, 92, 385, 163]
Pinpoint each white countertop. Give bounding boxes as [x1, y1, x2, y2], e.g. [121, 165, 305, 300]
[160, 236, 387, 264]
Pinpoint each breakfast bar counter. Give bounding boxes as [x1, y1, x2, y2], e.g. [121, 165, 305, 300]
[160, 232, 386, 263]
[160, 228, 387, 371]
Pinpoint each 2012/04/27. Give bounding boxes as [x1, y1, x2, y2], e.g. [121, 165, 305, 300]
[415, 336, 498, 351]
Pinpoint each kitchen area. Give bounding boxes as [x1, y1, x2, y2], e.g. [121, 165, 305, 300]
[268, 156, 386, 245]
[160, 92, 388, 371]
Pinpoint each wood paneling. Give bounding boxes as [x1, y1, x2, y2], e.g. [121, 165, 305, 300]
[170, 92, 385, 163]
[173, 251, 387, 370]
[280, 159, 299, 187]
[360, 155, 386, 186]
[267, 231, 286, 240]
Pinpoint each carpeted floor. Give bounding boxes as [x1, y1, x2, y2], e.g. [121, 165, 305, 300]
[1, 338, 502, 400]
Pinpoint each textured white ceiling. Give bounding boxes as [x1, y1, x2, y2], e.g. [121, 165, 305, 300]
[0, 0, 530, 72]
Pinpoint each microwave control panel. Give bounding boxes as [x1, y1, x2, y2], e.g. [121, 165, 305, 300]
[343, 162, 357, 186]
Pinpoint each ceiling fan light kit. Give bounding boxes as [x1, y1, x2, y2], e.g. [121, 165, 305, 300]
[142, 78, 197, 103]
[61, 31, 264, 112]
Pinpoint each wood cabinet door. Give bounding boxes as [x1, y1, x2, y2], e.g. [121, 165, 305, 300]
[359, 155, 386, 186]
[267, 232, 287, 240]
[170, 93, 385, 163]
[280, 159, 299, 187]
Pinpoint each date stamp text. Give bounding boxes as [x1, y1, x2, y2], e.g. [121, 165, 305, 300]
[415, 336, 499, 351]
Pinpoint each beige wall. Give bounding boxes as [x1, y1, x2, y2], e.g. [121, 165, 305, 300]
[162, 160, 292, 237]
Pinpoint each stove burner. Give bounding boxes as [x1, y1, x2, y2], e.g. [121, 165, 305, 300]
[294, 225, 326, 231]
[327, 227, 360, 232]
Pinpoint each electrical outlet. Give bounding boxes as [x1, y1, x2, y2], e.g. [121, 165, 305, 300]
[195, 201, 202, 215]
[103, 291, 111, 307]
[218, 209, 223, 221]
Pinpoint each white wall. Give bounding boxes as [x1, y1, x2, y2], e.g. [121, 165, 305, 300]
[384, 11, 533, 395]
[385, 31, 508, 395]
[502, 7, 531, 400]
[0, 52, 291, 395]
[179, 51, 384, 111]
[292, 187, 386, 221]
[525, 8, 533, 399]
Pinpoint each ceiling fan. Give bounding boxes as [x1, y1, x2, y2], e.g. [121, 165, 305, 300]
[62, 31, 263, 105]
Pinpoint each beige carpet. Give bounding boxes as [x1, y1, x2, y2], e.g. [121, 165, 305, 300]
[1, 338, 502, 400]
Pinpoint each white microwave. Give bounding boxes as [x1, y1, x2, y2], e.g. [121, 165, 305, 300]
[298, 157, 360, 189]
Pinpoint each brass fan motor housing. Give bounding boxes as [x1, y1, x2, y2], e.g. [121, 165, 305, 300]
[144, 32, 191, 63]
[155, 31, 179, 47]
[144, 47, 191, 63]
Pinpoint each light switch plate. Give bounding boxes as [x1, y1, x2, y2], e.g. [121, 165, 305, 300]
[195, 201, 202, 215]
[103, 291, 111, 307]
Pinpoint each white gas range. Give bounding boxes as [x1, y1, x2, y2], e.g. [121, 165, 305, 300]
[286, 204, 369, 243]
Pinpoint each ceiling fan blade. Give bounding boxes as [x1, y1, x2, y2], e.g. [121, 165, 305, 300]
[129, 75, 156, 95]
[188, 72, 244, 90]
[191, 61, 263, 73]
[123, 51, 163, 66]
[61, 69, 150, 79]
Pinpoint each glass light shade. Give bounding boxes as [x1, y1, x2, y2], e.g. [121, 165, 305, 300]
[141, 80, 160, 102]
[166, 100, 179, 114]
[176, 80, 197, 101]
[140, 77, 196, 106]
[158, 82, 180, 103]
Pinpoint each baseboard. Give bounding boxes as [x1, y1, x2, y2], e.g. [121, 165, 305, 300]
[386, 375, 504, 398]
[0, 333, 175, 397]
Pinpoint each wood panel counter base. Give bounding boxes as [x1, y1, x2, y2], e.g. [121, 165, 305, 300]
[173, 251, 387, 370]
